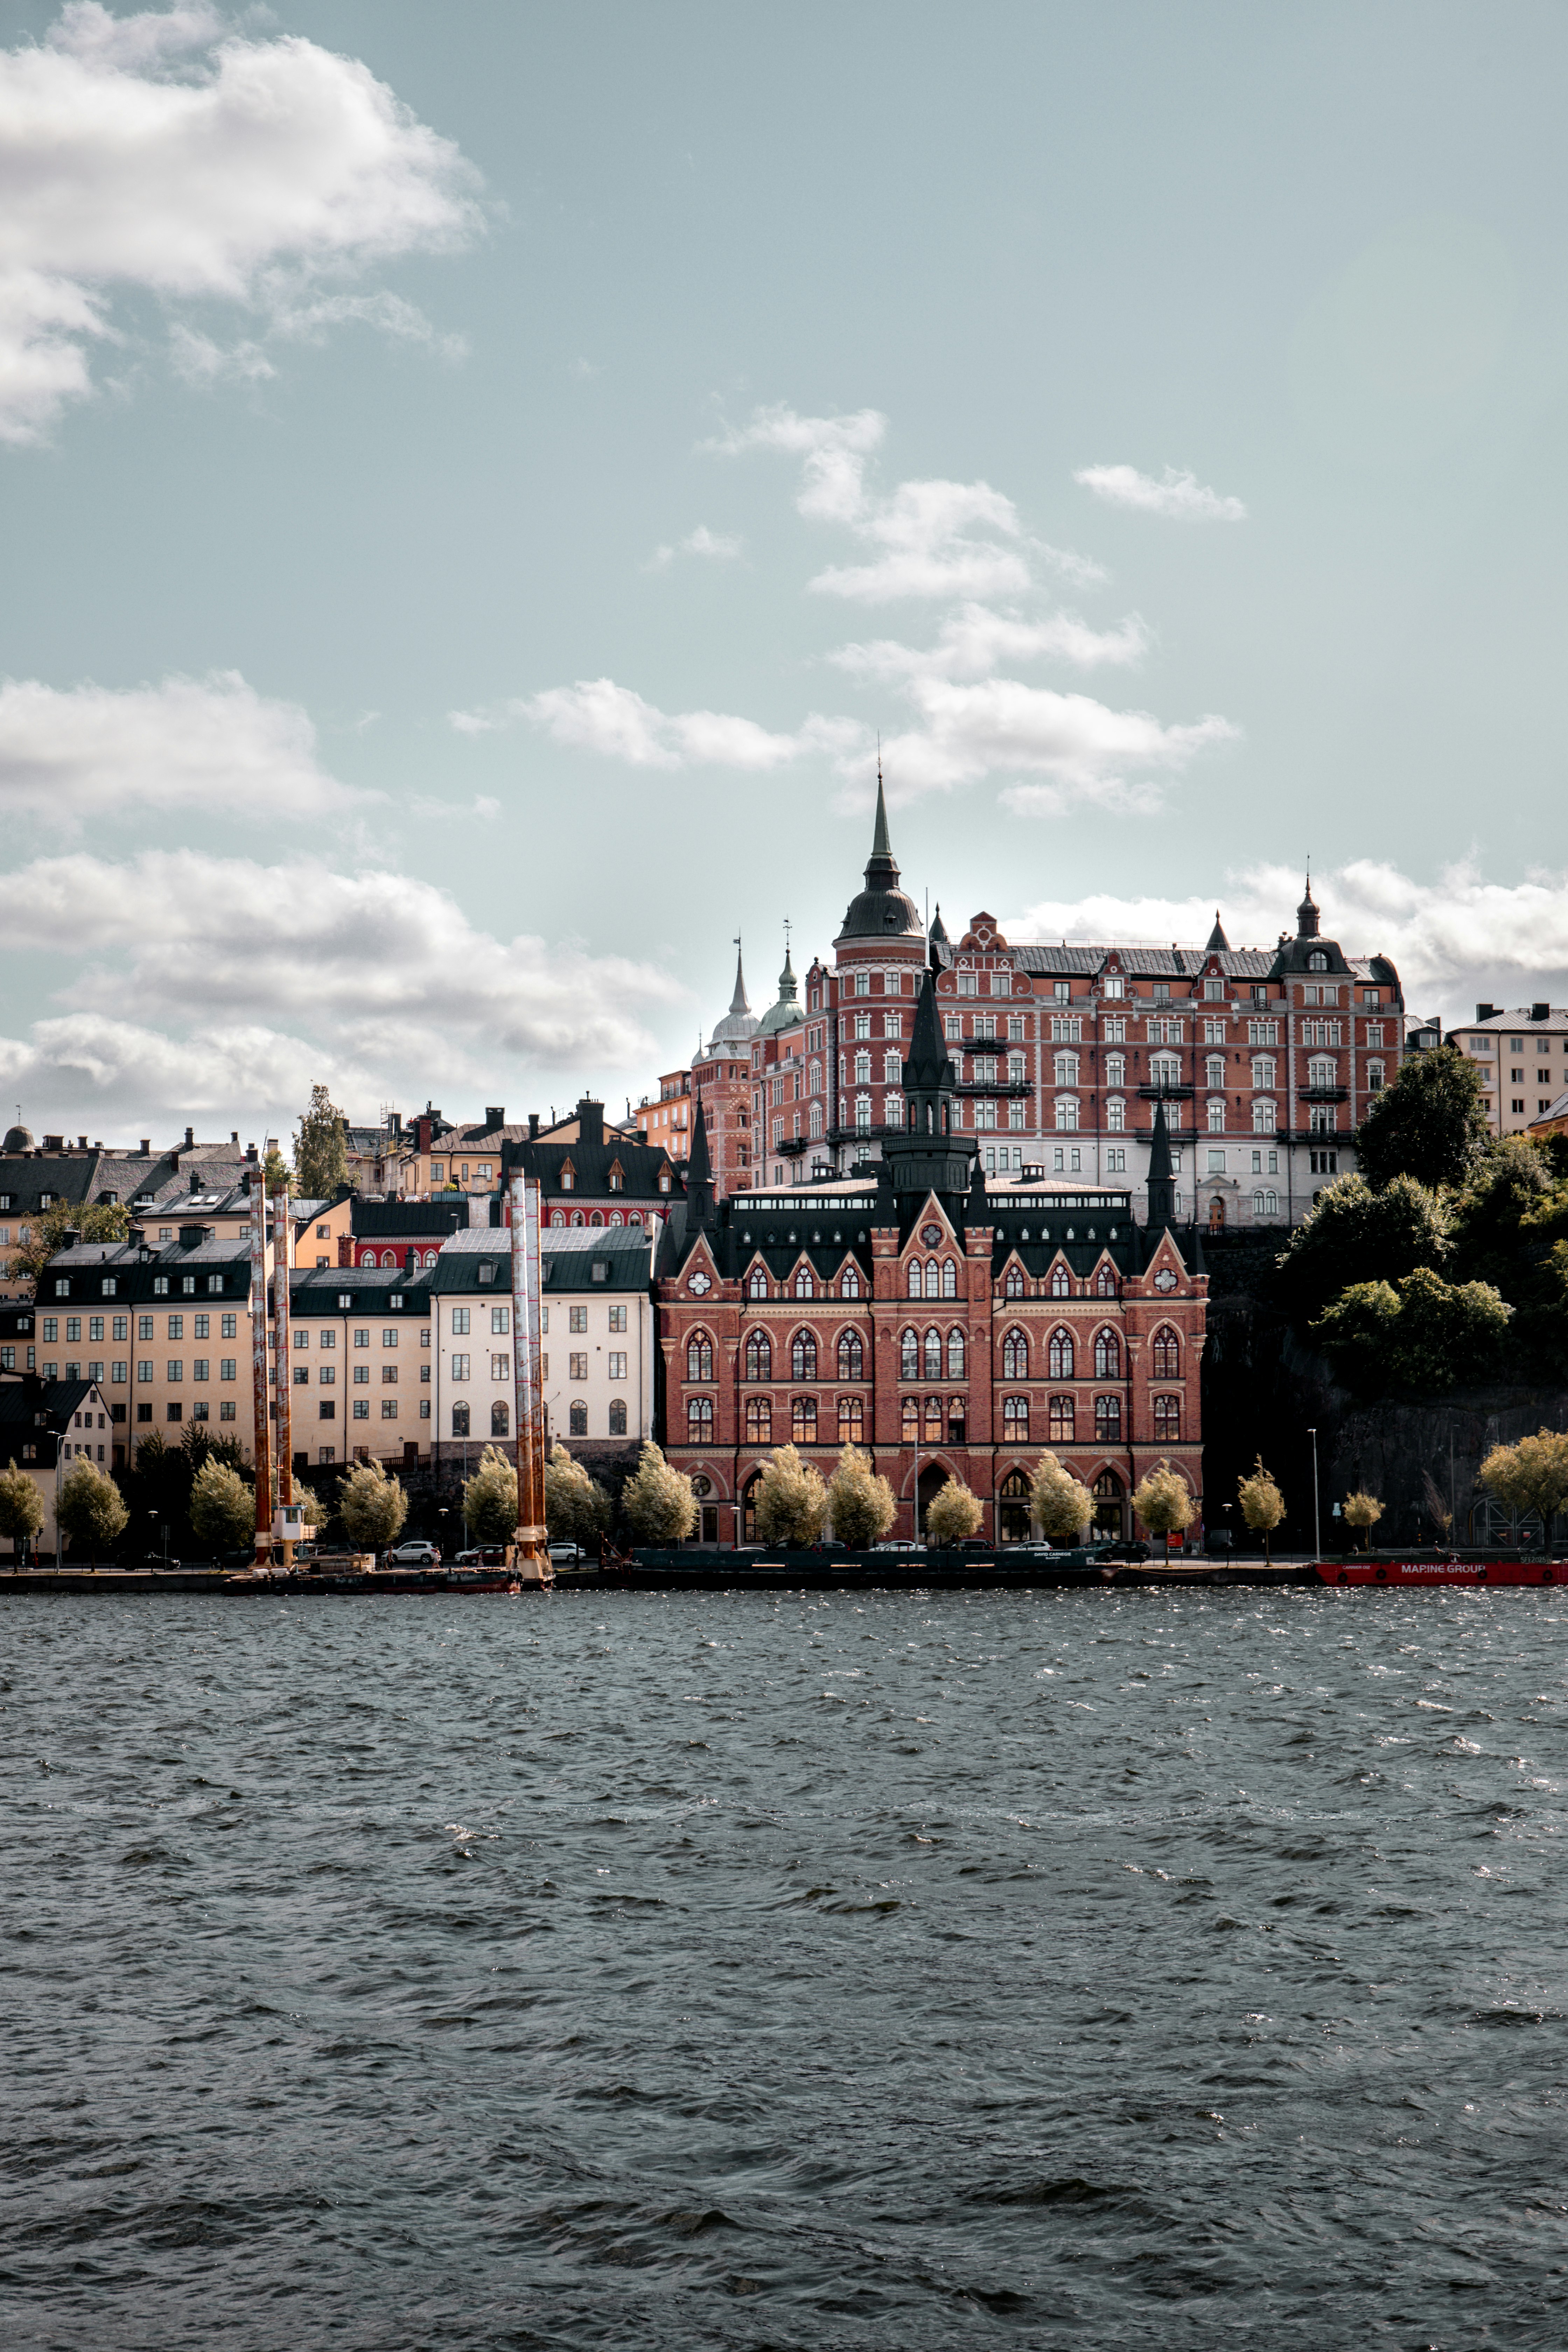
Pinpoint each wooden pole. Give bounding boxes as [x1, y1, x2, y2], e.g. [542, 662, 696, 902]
[249, 1174, 272, 1567]
[274, 1186, 294, 1568]
[509, 1174, 550, 1582]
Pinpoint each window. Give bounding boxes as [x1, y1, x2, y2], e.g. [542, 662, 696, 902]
[1050, 1265, 1070, 1298]
[1097, 1264, 1117, 1295]
[687, 1333, 713, 1381]
[1095, 1394, 1121, 1442]
[1152, 1326, 1181, 1377]
[688, 1396, 714, 1442]
[569, 1351, 588, 1381]
[791, 1331, 818, 1379]
[1149, 1053, 1181, 1088]
[1003, 1396, 1029, 1440]
[748, 1267, 768, 1298]
[569, 1401, 588, 1435]
[451, 1353, 470, 1380]
[490, 1306, 510, 1335]
[138, 1360, 153, 1383]
[607, 1351, 626, 1382]
[907, 1259, 923, 1299]
[450, 1401, 471, 1437]
[1054, 1052, 1079, 1086]
[1106, 1100, 1126, 1135]
[488, 1353, 508, 1382]
[1004, 1265, 1025, 1299]
[608, 1399, 628, 1436]
[168, 1360, 184, 1384]
[608, 1304, 627, 1333]
[947, 1328, 966, 1378]
[1002, 1328, 1028, 1379]
[746, 1396, 772, 1443]
[1253, 1100, 1276, 1133]
[1307, 1056, 1336, 1088]
[744, 1330, 772, 1380]
[1252, 1188, 1279, 1217]
[837, 1395, 864, 1443]
[1048, 1327, 1074, 1378]
[840, 1267, 860, 1298]
[193, 1357, 210, 1384]
[837, 1331, 864, 1380]
[792, 1396, 818, 1442]
[1153, 1395, 1181, 1442]
[354, 1364, 370, 1385]
[794, 1267, 815, 1298]
[1054, 1098, 1079, 1132]
[924, 1396, 943, 1439]
[1048, 1395, 1074, 1442]
[1248, 1020, 1279, 1047]
[920, 1328, 940, 1380]
[902, 1397, 919, 1441]
[569, 1305, 587, 1333]
[1093, 1329, 1120, 1378]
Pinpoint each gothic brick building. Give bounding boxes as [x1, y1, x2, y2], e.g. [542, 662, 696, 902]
[655, 960, 1208, 1547]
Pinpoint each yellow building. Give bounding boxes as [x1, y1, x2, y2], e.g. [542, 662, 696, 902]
[1448, 1002, 1568, 1137]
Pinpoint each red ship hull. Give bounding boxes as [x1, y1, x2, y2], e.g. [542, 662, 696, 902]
[1315, 1559, 1562, 1587]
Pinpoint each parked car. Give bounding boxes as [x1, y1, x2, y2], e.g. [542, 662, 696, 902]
[454, 1545, 513, 1568]
[956, 1537, 994, 1553]
[870, 1538, 927, 1554]
[548, 1541, 583, 1566]
[387, 1539, 440, 1567]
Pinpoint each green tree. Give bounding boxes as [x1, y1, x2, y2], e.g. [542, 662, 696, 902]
[293, 1084, 350, 1200]
[1342, 1490, 1384, 1551]
[1237, 1456, 1285, 1562]
[462, 1443, 518, 1543]
[924, 1477, 984, 1545]
[6, 1196, 130, 1285]
[261, 1145, 293, 1196]
[0, 1460, 46, 1560]
[55, 1457, 129, 1564]
[752, 1444, 827, 1547]
[1449, 1137, 1558, 1296]
[1133, 1460, 1196, 1560]
[189, 1456, 255, 1553]
[338, 1458, 408, 1549]
[544, 1443, 612, 1544]
[622, 1442, 697, 1545]
[1276, 1172, 1450, 1325]
[1354, 1043, 1492, 1193]
[1314, 1267, 1512, 1394]
[1029, 1449, 1095, 1544]
[825, 1443, 896, 1547]
[1477, 1428, 1568, 1540]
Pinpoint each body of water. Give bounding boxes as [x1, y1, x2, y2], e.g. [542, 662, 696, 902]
[5, 1585, 1567, 2348]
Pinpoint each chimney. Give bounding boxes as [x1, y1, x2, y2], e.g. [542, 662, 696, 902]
[43, 1134, 63, 1151]
[178, 1223, 211, 1247]
[576, 1096, 604, 1147]
[1532, 1002, 1551, 1023]
[140, 1139, 151, 1155]
[128, 1223, 145, 1252]
[184, 1126, 194, 1148]
[189, 1171, 201, 1192]
[338, 1235, 353, 1267]
[1476, 1003, 1497, 1022]
[528, 1112, 539, 1140]
[485, 1106, 505, 1132]
[77, 1135, 88, 1150]
[246, 1142, 258, 1164]
[231, 1130, 239, 1144]
[59, 1226, 80, 1251]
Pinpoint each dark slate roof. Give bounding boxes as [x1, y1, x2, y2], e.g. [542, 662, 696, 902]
[835, 776, 924, 944]
[290, 1268, 430, 1315]
[0, 1376, 97, 1434]
[541, 1231, 653, 1292]
[39, 1231, 255, 1305]
[499, 1134, 680, 1200]
[351, 1198, 472, 1238]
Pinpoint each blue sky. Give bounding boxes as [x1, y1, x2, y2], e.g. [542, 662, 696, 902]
[5, 0, 1568, 1142]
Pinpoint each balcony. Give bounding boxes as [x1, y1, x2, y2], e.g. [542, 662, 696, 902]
[1136, 1084, 1195, 1100]
[1300, 1086, 1349, 1103]
[955, 1078, 1031, 1095]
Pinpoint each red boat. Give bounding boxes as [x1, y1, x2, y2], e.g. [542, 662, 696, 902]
[1315, 1558, 1563, 1588]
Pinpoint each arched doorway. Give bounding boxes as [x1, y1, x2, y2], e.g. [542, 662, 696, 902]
[1208, 1195, 1225, 1232]
[916, 1460, 950, 1538]
[1093, 1467, 1124, 1538]
[999, 1467, 1031, 1545]
[742, 1470, 764, 1545]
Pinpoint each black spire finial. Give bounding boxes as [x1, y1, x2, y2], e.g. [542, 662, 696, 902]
[1146, 1096, 1176, 1230]
[686, 1095, 713, 1223]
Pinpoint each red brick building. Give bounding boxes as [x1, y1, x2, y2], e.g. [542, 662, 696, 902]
[655, 962, 1208, 1547]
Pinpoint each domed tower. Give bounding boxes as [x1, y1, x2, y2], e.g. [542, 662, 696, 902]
[757, 943, 803, 1040]
[2, 1122, 34, 1155]
[703, 939, 760, 1057]
[834, 770, 923, 950]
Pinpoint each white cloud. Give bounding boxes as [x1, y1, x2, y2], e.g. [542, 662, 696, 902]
[705, 402, 885, 523]
[0, 671, 371, 824]
[831, 602, 1149, 684]
[1073, 463, 1247, 521]
[644, 523, 744, 572]
[883, 678, 1236, 813]
[453, 677, 859, 771]
[0, 2, 481, 441]
[0, 847, 689, 1123]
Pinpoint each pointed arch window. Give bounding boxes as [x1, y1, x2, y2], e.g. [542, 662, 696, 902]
[1095, 1394, 1121, 1442]
[1048, 1327, 1074, 1379]
[907, 1260, 923, 1299]
[745, 1396, 771, 1443]
[947, 1328, 966, 1379]
[1049, 1395, 1075, 1442]
[840, 1267, 861, 1298]
[1096, 1264, 1116, 1296]
[1153, 1395, 1182, 1442]
[794, 1268, 815, 1298]
[901, 1396, 919, 1441]
[744, 1331, 771, 1381]
[686, 1332, 713, 1382]
[1002, 1328, 1028, 1380]
[900, 1328, 918, 1380]
[941, 1258, 957, 1298]
[792, 1396, 818, 1442]
[748, 1267, 768, 1298]
[1003, 1396, 1029, 1440]
[1050, 1265, 1070, 1297]
[837, 1331, 864, 1380]
[687, 1396, 713, 1442]
[923, 1328, 942, 1380]
[791, 1331, 817, 1380]
[1152, 1326, 1181, 1378]
[924, 1395, 943, 1439]
[1004, 1265, 1025, 1298]
[1093, 1328, 1121, 1379]
[838, 1395, 863, 1442]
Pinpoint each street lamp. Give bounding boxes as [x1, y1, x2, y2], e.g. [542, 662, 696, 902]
[1307, 1426, 1321, 1561]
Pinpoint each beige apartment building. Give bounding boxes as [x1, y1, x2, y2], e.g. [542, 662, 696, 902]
[1447, 1002, 1568, 1136]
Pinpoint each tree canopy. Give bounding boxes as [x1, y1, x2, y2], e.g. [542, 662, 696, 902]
[1276, 1172, 1450, 1325]
[1133, 1461, 1195, 1554]
[6, 1196, 129, 1284]
[338, 1458, 409, 1548]
[544, 1444, 611, 1544]
[825, 1444, 896, 1547]
[293, 1084, 350, 1200]
[1477, 1429, 1568, 1533]
[189, 1456, 255, 1552]
[0, 1461, 46, 1554]
[621, 1443, 697, 1546]
[1354, 1044, 1493, 1193]
[753, 1444, 827, 1547]
[1237, 1457, 1285, 1560]
[1030, 1450, 1094, 1543]
[56, 1457, 128, 1562]
[1313, 1266, 1512, 1394]
[924, 1477, 984, 1545]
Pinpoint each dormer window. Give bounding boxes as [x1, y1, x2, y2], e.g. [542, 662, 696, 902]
[659, 1170, 671, 1193]
[478, 1262, 495, 1284]
[560, 1161, 575, 1191]
[1307, 951, 1328, 972]
[607, 1162, 624, 1192]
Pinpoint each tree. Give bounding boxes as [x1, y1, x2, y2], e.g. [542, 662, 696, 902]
[1354, 1043, 1493, 1193]
[55, 1457, 128, 1565]
[924, 1477, 984, 1545]
[338, 1458, 408, 1550]
[1276, 1173, 1450, 1326]
[544, 1443, 612, 1545]
[189, 1456, 255, 1553]
[1029, 1449, 1095, 1544]
[622, 1442, 698, 1545]
[1422, 1470, 1454, 1543]
[462, 1444, 518, 1543]
[0, 1460, 45, 1560]
[293, 1084, 350, 1200]
[825, 1444, 896, 1548]
[261, 1145, 293, 1197]
[1314, 1268, 1512, 1394]
[1342, 1490, 1385, 1551]
[1133, 1460, 1196, 1560]
[752, 1444, 827, 1547]
[1449, 1138, 1557, 1296]
[1477, 1428, 1568, 1541]
[1237, 1456, 1285, 1562]
[6, 1196, 130, 1285]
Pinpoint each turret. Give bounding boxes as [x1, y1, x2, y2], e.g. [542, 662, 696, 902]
[881, 966, 978, 1199]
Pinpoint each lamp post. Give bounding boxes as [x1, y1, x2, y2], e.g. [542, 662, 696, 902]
[1307, 1424, 1321, 1561]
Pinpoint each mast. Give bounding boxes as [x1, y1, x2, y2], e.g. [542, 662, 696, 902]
[248, 1173, 272, 1566]
[508, 1172, 550, 1582]
[273, 1184, 294, 1566]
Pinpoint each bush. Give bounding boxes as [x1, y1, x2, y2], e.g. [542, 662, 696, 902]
[924, 1478, 984, 1545]
[752, 1445, 827, 1547]
[338, 1458, 409, 1549]
[1342, 1490, 1384, 1550]
[1237, 1456, 1284, 1561]
[622, 1443, 698, 1545]
[1477, 1428, 1568, 1534]
[1276, 1173, 1450, 1325]
[544, 1444, 612, 1545]
[1029, 1450, 1094, 1544]
[56, 1458, 128, 1564]
[189, 1457, 255, 1552]
[1314, 1267, 1512, 1394]
[462, 1445, 518, 1544]
[0, 1460, 45, 1556]
[826, 1444, 896, 1546]
[1133, 1461, 1195, 1556]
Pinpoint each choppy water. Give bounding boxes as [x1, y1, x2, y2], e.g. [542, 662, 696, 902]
[4, 1586, 1568, 2350]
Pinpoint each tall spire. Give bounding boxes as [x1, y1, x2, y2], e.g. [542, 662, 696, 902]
[870, 751, 892, 866]
[686, 1094, 712, 1224]
[1146, 1097, 1176, 1230]
[728, 934, 750, 1017]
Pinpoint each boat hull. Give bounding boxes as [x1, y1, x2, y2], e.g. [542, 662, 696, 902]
[1315, 1559, 1563, 1587]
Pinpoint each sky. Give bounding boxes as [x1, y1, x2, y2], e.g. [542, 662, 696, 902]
[5, 0, 1568, 1146]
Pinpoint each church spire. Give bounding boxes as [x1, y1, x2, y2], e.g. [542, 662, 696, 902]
[686, 1094, 712, 1225]
[1146, 1096, 1176, 1230]
[727, 934, 750, 1017]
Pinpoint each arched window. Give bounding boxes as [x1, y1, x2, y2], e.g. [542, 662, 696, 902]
[1094, 1394, 1121, 1442]
[570, 1210, 584, 1228]
[1093, 1328, 1120, 1378]
[838, 1396, 864, 1442]
[907, 1260, 923, 1299]
[999, 1464, 1031, 1542]
[923, 1328, 942, 1380]
[589, 1211, 604, 1228]
[1152, 1326, 1181, 1377]
[609, 1211, 624, 1227]
[1003, 1396, 1029, 1440]
[840, 1267, 860, 1298]
[791, 1331, 818, 1380]
[550, 1211, 565, 1227]
[744, 1330, 771, 1380]
[569, 1400, 588, 1435]
[1096, 1265, 1116, 1297]
[687, 1332, 713, 1382]
[688, 1395, 714, 1442]
[1252, 1187, 1279, 1217]
[1048, 1327, 1074, 1379]
[924, 1395, 943, 1439]
[1049, 1395, 1074, 1442]
[947, 1328, 965, 1378]
[900, 1328, 919, 1380]
[608, 1399, 627, 1436]
[1050, 1265, 1070, 1297]
[1002, 1328, 1028, 1379]
[792, 1396, 818, 1442]
[941, 1259, 957, 1298]
[745, 1396, 771, 1443]
[837, 1331, 864, 1380]
[1004, 1264, 1025, 1298]
[795, 1268, 815, 1298]
[1307, 950, 1328, 972]
[901, 1396, 918, 1441]
[1154, 1395, 1182, 1442]
[748, 1267, 768, 1298]
[491, 1399, 510, 1437]
[809, 1101, 823, 1137]
[451, 1402, 470, 1437]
